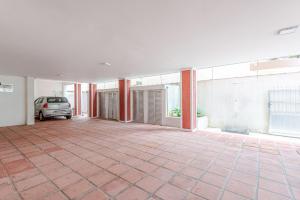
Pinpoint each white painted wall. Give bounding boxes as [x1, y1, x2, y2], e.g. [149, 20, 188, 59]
[165, 117, 181, 128]
[34, 79, 63, 99]
[0, 75, 26, 127]
[197, 73, 300, 133]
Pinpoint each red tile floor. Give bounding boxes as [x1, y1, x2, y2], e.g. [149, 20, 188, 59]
[0, 118, 300, 200]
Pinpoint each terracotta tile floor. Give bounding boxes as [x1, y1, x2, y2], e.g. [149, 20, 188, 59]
[0, 118, 300, 200]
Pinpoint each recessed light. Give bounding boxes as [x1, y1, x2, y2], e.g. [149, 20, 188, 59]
[277, 25, 298, 35]
[99, 62, 111, 67]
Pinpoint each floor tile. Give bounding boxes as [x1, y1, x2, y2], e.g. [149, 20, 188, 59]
[88, 170, 116, 187]
[0, 119, 299, 200]
[192, 181, 221, 200]
[155, 184, 187, 200]
[170, 175, 197, 192]
[120, 168, 145, 183]
[20, 182, 57, 200]
[53, 172, 82, 189]
[226, 179, 255, 199]
[63, 179, 94, 199]
[136, 175, 164, 193]
[258, 188, 291, 200]
[116, 186, 149, 200]
[101, 178, 129, 196]
[81, 189, 109, 200]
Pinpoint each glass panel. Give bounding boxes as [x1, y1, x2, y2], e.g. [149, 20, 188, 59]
[166, 84, 181, 117]
[213, 62, 256, 80]
[258, 66, 300, 76]
[197, 68, 213, 81]
[161, 73, 180, 84]
[47, 97, 68, 103]
[142, 75, 162, 86]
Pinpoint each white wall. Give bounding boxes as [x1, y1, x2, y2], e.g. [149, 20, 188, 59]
[34, 79, 63, 99]
[0, 75, 26, 127]
[198, 73, 300, 133]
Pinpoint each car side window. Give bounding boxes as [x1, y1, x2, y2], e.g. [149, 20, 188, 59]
[34, 98, 40, 104]
[38, 98, 44, 104]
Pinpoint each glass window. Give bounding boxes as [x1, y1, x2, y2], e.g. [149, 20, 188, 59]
[97, 83, 105, 90]
[213, 62, 256, 80]
[34, 98, 40, 104]
[161, 73, 180, 84]
[257, 66, 300, 76]
[142, 75, 162, 86]
[197, 68, 213, 81]
[166, 84, 181, 117]
[63, 84, 74, 108]
[47, 97, 68, 103]
[131, 73, 180, 87]
[97, 81, 118, 89]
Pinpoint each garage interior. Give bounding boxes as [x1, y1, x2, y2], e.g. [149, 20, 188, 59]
[1, 1, 300, 200]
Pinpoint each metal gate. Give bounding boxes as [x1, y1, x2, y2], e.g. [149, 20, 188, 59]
[148, 90, 162, 125]
[133, 91, 144, 123]
[269, 89, 300, 137]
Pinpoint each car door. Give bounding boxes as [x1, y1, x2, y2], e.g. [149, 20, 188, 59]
[34, 98, 40, 116]
[34, 98, 43, 116]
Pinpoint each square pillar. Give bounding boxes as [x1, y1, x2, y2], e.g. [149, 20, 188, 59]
[181, 69, 197, 131]
[74, 83, 81, 116]
[89, 83, 97, 118]
[119, 79, 131, 122]
[26, 77, 35, 125]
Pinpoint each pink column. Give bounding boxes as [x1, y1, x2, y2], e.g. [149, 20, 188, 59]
[89, 83, 97, 118]
[119, 79, 131, 122]
[74, 83, 81, 116]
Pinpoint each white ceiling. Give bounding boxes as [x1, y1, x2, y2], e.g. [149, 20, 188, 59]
[0, 0, 300, 82]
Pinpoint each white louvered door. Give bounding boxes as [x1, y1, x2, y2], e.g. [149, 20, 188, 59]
[108, 92, 113, 119]
[133, 91, 144, 123]
[154, 90, 162, 125]
[111, 92, 118, 120]
[148, 90, 162, 125]
[99, 91, 118, 120]
[100, 92, 106, 118]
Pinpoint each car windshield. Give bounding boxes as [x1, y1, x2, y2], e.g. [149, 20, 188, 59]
[47, 97, 68, 103]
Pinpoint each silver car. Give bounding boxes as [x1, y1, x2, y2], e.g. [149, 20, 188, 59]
[34, 96, 72, 121]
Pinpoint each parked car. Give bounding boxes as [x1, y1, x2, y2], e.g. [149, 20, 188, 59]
[34, 96, 72, 121]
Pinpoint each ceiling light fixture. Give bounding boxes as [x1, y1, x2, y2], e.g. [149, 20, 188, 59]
[99, 62, 111, 67]
[277, 25, 298, 35]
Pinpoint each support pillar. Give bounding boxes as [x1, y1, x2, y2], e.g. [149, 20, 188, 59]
[26, 77, 35, 125]
[74, 83, 81, 116]
[181, 69, 197, 131]
[119, 79, 131, 122]
[89, 83, 97, 118]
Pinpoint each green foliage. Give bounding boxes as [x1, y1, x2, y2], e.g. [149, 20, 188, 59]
[197, 109, 205, 118]
[169, 107, 181, 117]
[169, 108, 206, 118]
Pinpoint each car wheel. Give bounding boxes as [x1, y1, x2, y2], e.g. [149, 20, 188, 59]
[66, 115, 71, 120]
[39, 112, 45, 121]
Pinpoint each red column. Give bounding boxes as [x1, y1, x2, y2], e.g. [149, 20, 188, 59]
[74, 83, 82, 116]
[119, 79, 131, 122]
[77, 84, 81, 115]
[74, 83, 77, 116]
[181, 69, 197, 131]
[89, 83, 97, 118]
